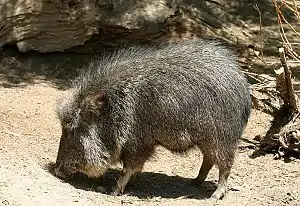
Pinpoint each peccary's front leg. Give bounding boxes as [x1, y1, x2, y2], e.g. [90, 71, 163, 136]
[112, 165, 143, 196]
[112, 146, 154, 195]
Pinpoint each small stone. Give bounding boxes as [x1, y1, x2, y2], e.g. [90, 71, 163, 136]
[229, 186, 241, 192]
[253, 135, 262, 141]
[2, 200, 9, 205]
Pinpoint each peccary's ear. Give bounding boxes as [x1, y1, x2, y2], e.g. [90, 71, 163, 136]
[91, 92, 108, 104]
[85, 91, 108, 112]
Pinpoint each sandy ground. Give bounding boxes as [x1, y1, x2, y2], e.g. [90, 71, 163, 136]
[0, 80, 300, 206]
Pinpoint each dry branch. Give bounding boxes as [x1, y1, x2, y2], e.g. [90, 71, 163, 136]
[252, 1, 300, 160]
[276, 47, 299, 113]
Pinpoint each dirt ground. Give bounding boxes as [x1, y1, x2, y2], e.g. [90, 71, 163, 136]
[0, 73, 300, 206]
[1, 1, 300, 204]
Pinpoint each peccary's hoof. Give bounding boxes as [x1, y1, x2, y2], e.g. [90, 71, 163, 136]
[211, 190, 225, 200]
[110, 188, 124, 196]
[110, 191, 121, 196]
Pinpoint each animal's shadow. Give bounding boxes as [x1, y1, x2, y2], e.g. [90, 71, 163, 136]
[47, 164, 216, 200]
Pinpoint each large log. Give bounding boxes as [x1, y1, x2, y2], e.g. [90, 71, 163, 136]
[0, 0, 262, 53]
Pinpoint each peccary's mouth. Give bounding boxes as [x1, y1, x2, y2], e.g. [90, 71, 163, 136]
[53, 161, 107, 180]
[81, 165, 107, 178]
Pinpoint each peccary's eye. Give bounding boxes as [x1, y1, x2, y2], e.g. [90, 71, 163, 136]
[62, 119, 72, 127]
[65, 121, 72, 127]
[63, 117, 76, 129]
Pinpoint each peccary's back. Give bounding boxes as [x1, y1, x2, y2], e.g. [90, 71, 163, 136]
[75, 40, 251, 151]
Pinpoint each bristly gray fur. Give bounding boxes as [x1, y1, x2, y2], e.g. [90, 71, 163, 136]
[55, 39, 251, 198]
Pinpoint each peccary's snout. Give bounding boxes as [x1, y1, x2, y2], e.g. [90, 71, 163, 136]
[53, 163, 77, 179]
[54, 165, 68, 179]
[54, 161, 107, 179]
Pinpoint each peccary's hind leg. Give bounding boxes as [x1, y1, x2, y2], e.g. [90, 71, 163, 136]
[211, 153, 235, 200]
[211, 166, 231, 199]
[192, 154, 215, 185]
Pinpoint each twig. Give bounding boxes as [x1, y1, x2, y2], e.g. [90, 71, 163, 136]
[252, 2, 266, 63]
[273, 0, 300, 60]
[278, 47, 299, 112]
[278, 134, 288, 148]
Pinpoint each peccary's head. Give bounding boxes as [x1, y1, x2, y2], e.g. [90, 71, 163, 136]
[54, 90, 117, 179]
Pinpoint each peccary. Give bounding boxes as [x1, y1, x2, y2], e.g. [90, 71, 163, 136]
[54, 39, 251, 199]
